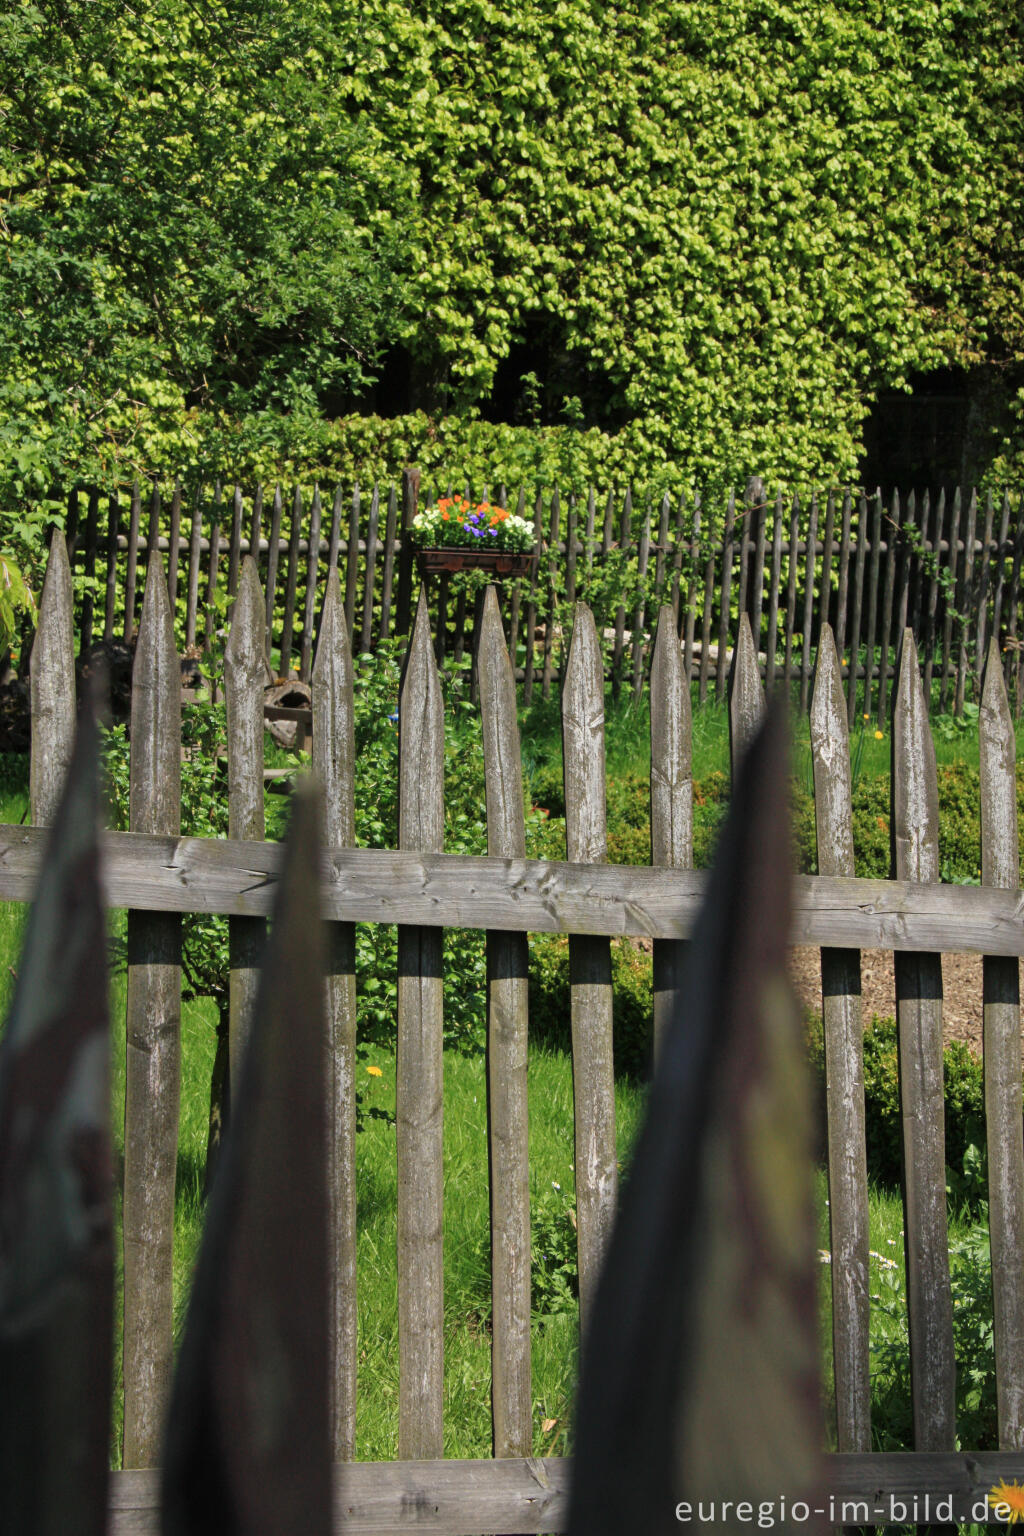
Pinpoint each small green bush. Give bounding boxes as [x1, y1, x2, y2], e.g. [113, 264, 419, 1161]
[528, 932, 653, 1080]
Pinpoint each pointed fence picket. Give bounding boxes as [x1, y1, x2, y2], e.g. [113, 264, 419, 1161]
[10, 539, 1024, 1528]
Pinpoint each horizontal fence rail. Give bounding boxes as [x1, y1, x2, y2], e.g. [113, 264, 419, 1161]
[5, 532, 1024, 1528]
[52, 477, 1024, 716]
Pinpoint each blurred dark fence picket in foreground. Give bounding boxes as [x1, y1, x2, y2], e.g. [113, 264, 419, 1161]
[3, 535, 1024, 1530]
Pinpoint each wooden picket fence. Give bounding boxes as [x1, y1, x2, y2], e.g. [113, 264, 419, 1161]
[5, 530, 1024, 1530]
[58, 475, 1024, 718]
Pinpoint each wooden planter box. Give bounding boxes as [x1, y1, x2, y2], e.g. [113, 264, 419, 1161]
[414, 546, 538, 578]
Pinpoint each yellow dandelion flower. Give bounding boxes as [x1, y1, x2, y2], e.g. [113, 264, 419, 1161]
[874, 729, 884, 739]
[991, 1481, 1024, 1522]
[366, 1064, 383, 1078]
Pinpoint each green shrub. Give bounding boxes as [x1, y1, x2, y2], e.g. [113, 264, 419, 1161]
[528, 932, 653, 1080]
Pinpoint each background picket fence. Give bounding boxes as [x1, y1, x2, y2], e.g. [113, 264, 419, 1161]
[5, 531, 1024, 1529]
[55, 474, 1024, 719]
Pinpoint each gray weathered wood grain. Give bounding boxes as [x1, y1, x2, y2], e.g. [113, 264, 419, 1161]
[300, 484, 323, 681]
[264, 486, 284, 659]
[478, 587, 532, 1458]
[847, 495, 868, 723]
[312, 571, 359, 1463]
[810, 625, 869, 1453]
[4, 826, 1024, 952]
[279, 487, 303, 673]
[892, 628, 955, 1451]
[397, 591, 445, 1460]
[729, 612, 765, 771]
[877, 492, 900, 726]
[31, 530, 76, 828]
[563, 603, 616, 1331]
[122, 557, 182, 1470]
[650, 607, 691, 1062]
[979, 635, 1024, 1448]
[799, 493, 818, 712]
[184, 489, 202, 651]
[202, 482, 222, 647]
[124, 480, 142, 641]
[224, 557, 268, 1089]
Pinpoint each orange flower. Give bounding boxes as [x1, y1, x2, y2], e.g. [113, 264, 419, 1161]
[442, 512, 450, 520]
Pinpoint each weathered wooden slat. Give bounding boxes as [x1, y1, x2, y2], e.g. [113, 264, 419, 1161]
[104, 1450, 1024, 1533]
[344, 484, 361, 642]
[144, 483, 160, 580]
[161, 784, 332, 1536]
[895, 489, 913, 637]
[892, 629, 955, 1451]
[991, 491, 1012, 656]
[523, 490, 545, 704]
[104, 490, 120, 642]
[799, 493, 819, 712]
[264, 486, 284, 661]
[863, 491, 883, 719]
[765, 491, 783, 693]
[166, 480, 182, 610]
[975, 491, 995, 669]
[911, 488, 930, 640]
[184, 488, 203, 651]
[563, 603, 616, 1332]
[728, 612, 764, 769]
[224, 558, 268, 1091]
[394, 468, 419, 638]
[4, 823, 1024, 953]
[542, 489, 562, 699]
[326, 483, 344, 576]
[279, 487, 303, 675]
[378, 484, 399, 644]
[681, 496, 699, 687]
[0, 706, 112, 1536]
[31, 530, 77, 827]
[360, 483, 381, 654]
[300, 485, 324, 682]
[939, 488, 962, 712]
[782, 494, 799, 693]
[652, 491, 670, 604]
[835, 490, 852, 674]
[571, 700, 822, 1534]
[477, 588, 532, 1459]
[124, 480, 143, 641]
[716, 490, 736, 702]
[650, 608, 691, 1066]
[564, 492, 579, 612]
[876, 491, 900, 726]
[735, 487, 752, 627]
[227, 484, 244, 598]
[122, 557, 182, 1470]
[750, 485, 768, 657]
[698, 509, 716, 706]
[979, 636, 1024, 1448]
[846, 494, 868, 723]
[955, 489, 977, 712]
[79, 488, 100, 657]
[810, 625, 869, 1454]
[818, 489, 836, 643]
[630, 501, 652, 699]
[247, 485, 263, 585]
[397, 592, 445, 1460]
[610, 489, 632, 700]
[203, 482, 223, 648]
[312, 573, 359, 1463]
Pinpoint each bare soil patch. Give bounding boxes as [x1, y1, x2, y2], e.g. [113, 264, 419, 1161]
[787, 945, 1019, 1058]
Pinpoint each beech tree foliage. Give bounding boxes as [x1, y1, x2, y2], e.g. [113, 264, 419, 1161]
[1, 0, 1021, 551]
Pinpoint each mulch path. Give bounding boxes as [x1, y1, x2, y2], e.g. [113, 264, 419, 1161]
[788, 945, 1013, 1058]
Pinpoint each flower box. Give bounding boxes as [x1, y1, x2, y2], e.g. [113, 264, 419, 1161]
[415, 547, 538, 578]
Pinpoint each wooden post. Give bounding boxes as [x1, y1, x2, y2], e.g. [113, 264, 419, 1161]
[166, 480, 182, 613]
[203, 482, 222, 648]
[122, 556, 182, 1468]
[344, 484, 361, 642]
[79, 489, 100, 659]
[312, 573, 359, 1462]
[729, 612, 764, 771]
[799, 493, 818, 713]
[611, 489, 632, 701]
[877, 491, 900, 725]
[160, 786, 332, 1536]
[124, 480, 142, 642]
[630, 501, 652, 699]
[810, 625, 870, 1452]
[765, 491, 783, 694]
[31, 530, 76, 827]
[361, 483, 381, 654]
[863, 491, 883, 720]
[563, 603, 617, 1332]
[956, 489, 978, 713]
[681, 496, 699, 687]
[395, 468, 420, 638]
[523, 490, 545, 704]
[227, 485, 244, 598]
[846, 494, 868, 724]
[979, 636, 1024, 1448]
[477, 588, 532, 1458]
[892, 629, 955, 1450]
[698, 505, 716, 706]
[650, 608, 692, 1063]
[279, 488, 303, 676]
[184, 488, 202, 652]
[397, 591, 445, 1460]
[300, 485, 323, 682]
[716, 490, 736, 703]
[264, 486, 284, 664]
[224, 559, 267, 1090]
[834, 490, 852, 673]
[543, 488, 562, 699]
[378, 484, 399, 644]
